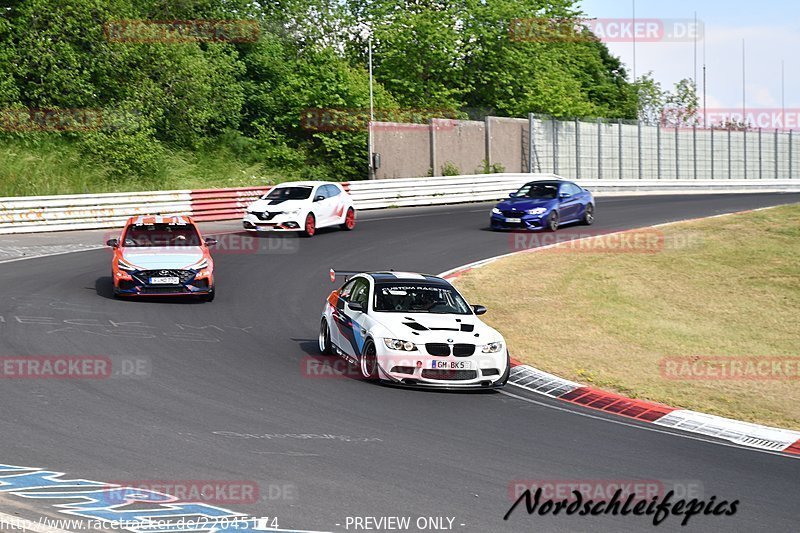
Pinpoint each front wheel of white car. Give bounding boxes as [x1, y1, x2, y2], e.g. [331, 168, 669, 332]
[498, 351, 511, 386]
[319, 319, 333, 355]
[359, 340, 379, 381]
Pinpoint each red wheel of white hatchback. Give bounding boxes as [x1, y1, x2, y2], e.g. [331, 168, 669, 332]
[303, 213, 316, 237]
[341, 208, 356, 231]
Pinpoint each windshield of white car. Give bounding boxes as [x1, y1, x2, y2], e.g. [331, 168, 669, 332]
[264, 186, 312, 200]
[122, 224, 202, 247]
[515, 183, 559, 199]
[373, 283, 472, 314]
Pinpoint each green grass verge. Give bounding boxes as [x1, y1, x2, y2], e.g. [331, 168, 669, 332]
[455, 204, 800, 430]
[0, 137, 324, 197]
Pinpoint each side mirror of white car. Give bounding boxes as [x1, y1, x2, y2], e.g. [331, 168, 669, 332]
[472, 305, 487, 315]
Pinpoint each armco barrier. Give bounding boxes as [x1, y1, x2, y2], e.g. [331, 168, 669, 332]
[1, 174, 799, 234]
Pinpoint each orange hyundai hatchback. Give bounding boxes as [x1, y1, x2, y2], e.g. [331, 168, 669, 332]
[107, 215, 216, 301]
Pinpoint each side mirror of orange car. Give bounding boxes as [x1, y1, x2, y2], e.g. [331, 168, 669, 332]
[205, 238, 217, 247]
[106, 239, 119, 248]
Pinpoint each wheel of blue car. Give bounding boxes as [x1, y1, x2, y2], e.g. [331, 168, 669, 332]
[582, 204, 595, 225]
[319, 319, 333, 355]
[359, 340, 379, 381]
[546, 210, 560, 232]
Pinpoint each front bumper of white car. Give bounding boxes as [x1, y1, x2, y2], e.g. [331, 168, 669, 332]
[375, 344, 509, 389]
[242, 211, 304, 232]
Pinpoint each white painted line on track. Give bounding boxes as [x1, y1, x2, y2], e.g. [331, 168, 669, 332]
[0, 246, 104, 265]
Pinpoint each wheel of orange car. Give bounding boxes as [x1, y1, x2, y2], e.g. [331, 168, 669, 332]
[302, 213, 316, 238]
[340, 208, 356, 231]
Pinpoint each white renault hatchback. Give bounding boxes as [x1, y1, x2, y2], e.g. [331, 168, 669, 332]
[242, 181, 356, 237]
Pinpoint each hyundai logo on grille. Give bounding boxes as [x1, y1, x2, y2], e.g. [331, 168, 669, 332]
[159, 270, 170, 276]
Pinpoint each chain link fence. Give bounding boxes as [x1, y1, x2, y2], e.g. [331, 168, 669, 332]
[529, 115, 797, 180]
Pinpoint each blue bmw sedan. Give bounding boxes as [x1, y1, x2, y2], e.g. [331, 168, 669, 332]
[490, 180, 594, 231]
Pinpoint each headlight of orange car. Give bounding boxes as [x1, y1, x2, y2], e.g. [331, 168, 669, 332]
[187, 258, 209, 271]
[117, 258, 139, 272]
[187, 258, 212, 277]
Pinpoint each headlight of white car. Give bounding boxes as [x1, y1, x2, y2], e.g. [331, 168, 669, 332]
[526, 208, 547, 215]
[491, 207, 502, 215]
[482, 341, 504, 353]
[383, 338, 417, 351]
[285, 208, 301, 215]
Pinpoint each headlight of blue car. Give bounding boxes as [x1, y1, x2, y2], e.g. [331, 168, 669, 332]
[526, 208, 547, 215]
[491, 208, 502, 215]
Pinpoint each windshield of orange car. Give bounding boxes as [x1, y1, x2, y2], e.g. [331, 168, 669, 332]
[122, 224, 202, 247]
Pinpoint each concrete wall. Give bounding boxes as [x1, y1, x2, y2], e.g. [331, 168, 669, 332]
[371, 123, 430, 179]
[370, 115, 800, 180]
[432, 119, 486, 176]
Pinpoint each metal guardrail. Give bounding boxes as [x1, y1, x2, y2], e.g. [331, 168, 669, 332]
[1, 174, 798, 234]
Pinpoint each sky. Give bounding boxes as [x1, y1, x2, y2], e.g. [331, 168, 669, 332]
[578, 0, 800, 112]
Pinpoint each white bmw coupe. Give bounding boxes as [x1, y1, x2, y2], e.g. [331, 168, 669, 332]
[319, 271, 510, 389]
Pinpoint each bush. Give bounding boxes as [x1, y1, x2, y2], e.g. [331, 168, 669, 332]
[441, 161, 461, 176]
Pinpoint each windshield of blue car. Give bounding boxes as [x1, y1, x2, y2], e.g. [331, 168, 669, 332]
[123, 224, 202, 247]
[263, 186, 312, 200]
[515, 183, 559, 199]
[373, 283, 472, 314]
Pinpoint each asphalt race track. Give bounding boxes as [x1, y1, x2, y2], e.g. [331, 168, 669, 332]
[0, 193, 799, 533]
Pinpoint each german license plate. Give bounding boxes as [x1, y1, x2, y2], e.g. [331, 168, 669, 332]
[505, 217, 521, 223]
[431, 360, 473, 370]
[150, 276, 179, 285]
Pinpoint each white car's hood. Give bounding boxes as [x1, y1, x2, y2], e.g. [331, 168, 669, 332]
[248, 198, 308, 213]
[121, 247, 204, 270]
[375, 312, 503, 345]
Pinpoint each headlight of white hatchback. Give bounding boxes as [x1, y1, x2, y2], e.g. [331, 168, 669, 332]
[481, 341, 504, 353]
[383, 338, 417, 351]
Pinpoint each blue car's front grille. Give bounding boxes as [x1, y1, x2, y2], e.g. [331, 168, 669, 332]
[502, 210, 526, 217]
